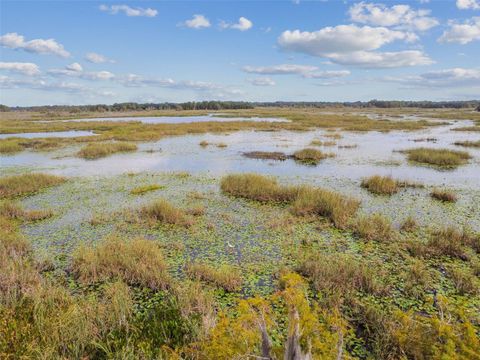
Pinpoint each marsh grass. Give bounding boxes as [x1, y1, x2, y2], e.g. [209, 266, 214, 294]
[0, 173, 66, 198]
[298, 253, 386, 302]
[453, 140, 480, 148]
[77, 142, 137, 159]
[221, 173, 359, 228]
[72, 235, 170, 289]
[216, 142, 227, 148]
[0, 139, 23, 154]
[400, 216, 418, 233]
[310, 140, 336, 146]
[220, 173, 298, 203]
[291, 186, 360, 229]
[292, 148, 333, 165]
[404, 148, 471, 168]
[185, 262, 242, 291]
[243, 151, 288, 161]
[361, 175, 398, 195]
[199, 140, 209, 147]
[130, 184, 164, 195]
[426, 227, 479, 259]
[430, 189, 457, 202]
[353, 213, 395, 242]
[447, 265, 479, 295]
[186, 204, 206, 216]
[140, 198, 192, 227]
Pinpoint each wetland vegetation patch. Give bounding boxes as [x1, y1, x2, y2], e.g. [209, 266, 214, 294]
[0, 173, 66, 198]
[403, 147, 471, 168]
[77, 142, 138, 159]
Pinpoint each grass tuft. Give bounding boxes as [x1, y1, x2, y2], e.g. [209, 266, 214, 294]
[0, 173, 66, 198]
[361, 175, 399, 195]
[453, 140, 480, 148]
[404, 147, 471, 168]
[292, 148, 332, 165]
[130, 184, 164, 195]
[72, 235, 170, 289]
[430, 189, 457, 202]
[140, 198, 191, 227]
[243, 151, 288, 161]
[353, 213, 395, 242]
[185, 262, 242, 292]
[77, 142, 137, 159]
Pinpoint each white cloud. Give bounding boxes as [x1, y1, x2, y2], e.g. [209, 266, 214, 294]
[243, 64, 352, 79]
[456, 0, 480, 10]
[0, 62, 40, 76]
[328, 50, 433, 68]
[220, 17, 253, 31]
[48, 64, 114, 81]
[0, 32, 70, 58]
[243, 64, 318, 75]
[247, 77, 276, 86]
[349, 2, 439, 31]
[386, 67, 480, 87]
[277, 24, 431, 68]
[66, 62, 83, 72]
[438, 17, 480, 44]
[182, 14, 211, 29]
[85, 52, 114, 64]
[99, 4, 157, 17]
[304, 70, 351, 78]
[278, 25, 417, 56]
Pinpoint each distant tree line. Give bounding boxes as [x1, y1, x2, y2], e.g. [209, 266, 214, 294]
[1, 100, 479, 112]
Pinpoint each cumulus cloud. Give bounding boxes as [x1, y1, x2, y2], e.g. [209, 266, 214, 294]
[85, 52, 114, 63]
[247, 77, 276, 86]
[48, 63, 114, 81]
[99, 4, 157, 17]
[386, 67, 480, 87]
[0, 62, 40, 76]
[242, 64, 352, 79]
[182, 14, 211, 29]
[66, 62, 83, 72]
[438, 17, 480, 44]
[243, 64, 318, 75]
[0, 32, 70, 58]
[456, 0, 480, 10]
[277, 24, 431, 68]
[349, 2, 439, 31]
[328, 50, 433, 68]
[220, 17, 253, 31]
[278, 25, 417, 55]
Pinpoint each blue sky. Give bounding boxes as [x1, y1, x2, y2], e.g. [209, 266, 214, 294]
[1, 0, 479, 106]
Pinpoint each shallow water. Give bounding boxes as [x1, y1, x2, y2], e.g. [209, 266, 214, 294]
[0, 130, 97, 139]
[2, 119, 479, 189]
[41, 114, 289, 124]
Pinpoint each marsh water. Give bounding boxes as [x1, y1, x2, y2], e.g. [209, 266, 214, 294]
[40, 114, 290, 124]
[2, 118, 479, 190]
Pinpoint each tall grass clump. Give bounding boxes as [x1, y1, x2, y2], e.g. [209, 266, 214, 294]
[140, 198, 191, 227]
[77, 142, 137, 159]
[72, 236, 170, 290]
[130, 184, 164, 195]
[298, 253, 386, 302]
[361, 175, 398, 195]
[242, 151, 287, 161]
[426, 227, 479, 259]
[0, 139, 23, 154]
[404, 148, 471, 168]
[185, 262, 242, 292]
[0, 173, 66, 198]
[220, 173, 298, 203]
[291, 186, 360, 229]
[453, 140, 480, 148]
[292, 148, 332, 165]
[430, 189, 457, 202]
[353, 213, 395, 242]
